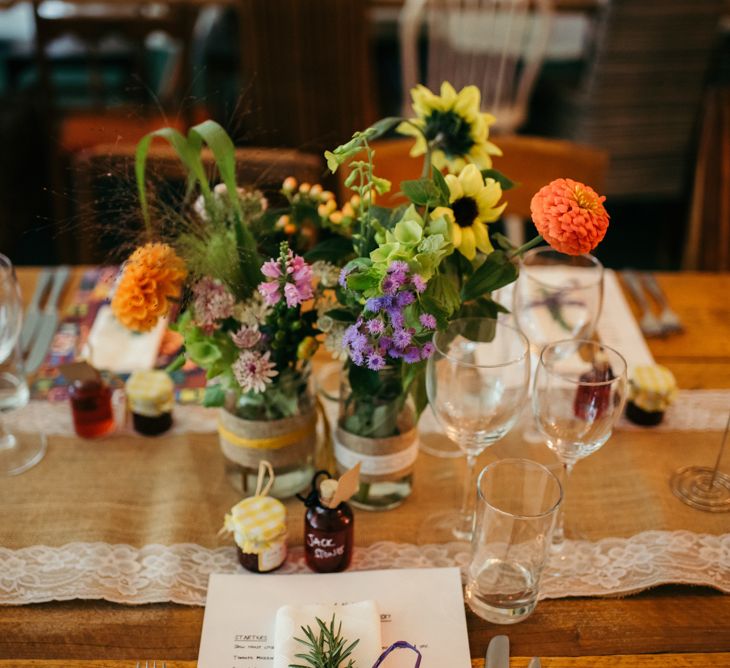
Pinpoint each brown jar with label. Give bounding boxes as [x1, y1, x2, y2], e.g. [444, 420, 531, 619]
[301, 471, 354, 573]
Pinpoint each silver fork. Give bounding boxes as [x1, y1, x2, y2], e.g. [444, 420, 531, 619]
[641, 273, 684, 335]
[135, 663, 166, 668]
[622, 270, 663, 338]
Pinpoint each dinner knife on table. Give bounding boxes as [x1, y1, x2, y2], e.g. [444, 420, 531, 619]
[486, 635, 509, 668]
[25, 266, 69, 374]
[19, 267, 52, 353]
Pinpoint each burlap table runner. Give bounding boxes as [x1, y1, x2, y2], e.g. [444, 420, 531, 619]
[3, 425, 728, 550]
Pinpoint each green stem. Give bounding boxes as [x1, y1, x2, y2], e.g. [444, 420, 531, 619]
[509, 234, 544, 259]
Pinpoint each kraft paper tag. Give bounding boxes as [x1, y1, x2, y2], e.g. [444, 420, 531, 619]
[323, 463, 361, 508]
[59, 361, 101, 383]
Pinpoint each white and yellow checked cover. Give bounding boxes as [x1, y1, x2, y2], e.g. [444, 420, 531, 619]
[629, 364, 678, 412]
[125, 370, 174, 417]
[224, 496, 287, 553]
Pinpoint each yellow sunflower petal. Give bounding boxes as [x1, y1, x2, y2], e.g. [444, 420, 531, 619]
[472, 220, 494, 255]
[412, 84, 445, 115]
[453, 85, 481, 121]
[468, 145, 493, 170]
[475, 179, 503, 212]
[444, 174, 463, 202]
[432, 206, 455, 224]
[458, 226, 477, 260]
[446, 156, 466, 174]
[450, 221, 463, 248]
[484, 139, 503, 156]
[408, 133, 428, 158]
[483, 201, 508, 223]
[396, 120, 422, 137]
[440, 81, 458, 108]
[459, 164, 484, 197]
[432, 150, 449, 171]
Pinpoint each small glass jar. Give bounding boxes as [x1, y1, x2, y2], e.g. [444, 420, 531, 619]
[125, 370, 174, 436]
[304, 476, 354, 573]
[68, 378, 115, 438]
[336, 363, 416, 510]
[225, 496, 288, 573]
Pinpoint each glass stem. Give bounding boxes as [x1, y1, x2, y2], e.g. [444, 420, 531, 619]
[0, 414, 16, 451]
[459, 453, 478, 536]
[552, 460, 574, 550]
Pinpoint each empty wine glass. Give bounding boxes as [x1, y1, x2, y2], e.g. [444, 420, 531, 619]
[0, 254, 46, 475]
[513, 247, 604, 442]
[425, 318, 530, 542]
[532, 340, 627, 552]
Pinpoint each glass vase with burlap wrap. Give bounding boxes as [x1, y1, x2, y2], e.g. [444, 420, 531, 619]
[336, 363, 416, 510]
[218, 371, 318, 499]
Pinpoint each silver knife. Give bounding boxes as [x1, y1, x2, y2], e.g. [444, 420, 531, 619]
[528, 658, 542, 668]
[486, 635, 509, 668]
[25, 266, 69, 374]
[20, 268, 53, 354]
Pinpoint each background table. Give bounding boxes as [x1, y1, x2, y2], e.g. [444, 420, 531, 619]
[3, 268, 730, 665]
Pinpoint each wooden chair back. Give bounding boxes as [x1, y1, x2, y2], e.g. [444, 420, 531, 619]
[399, 0, 554, 134]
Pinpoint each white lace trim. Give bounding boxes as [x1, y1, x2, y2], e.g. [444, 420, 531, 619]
[1, 531, 728, 605]
[8, 390, 730, 437]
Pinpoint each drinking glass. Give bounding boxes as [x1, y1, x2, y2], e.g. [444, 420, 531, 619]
[532, 339, 627, 550]
[425, 318, 530, 541]
[466, 458, 562, 624]
[513, 248, 604, 442]
[0, 255, 47, 475]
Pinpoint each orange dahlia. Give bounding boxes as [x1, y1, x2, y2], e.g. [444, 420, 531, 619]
[530, 179, 609, 256]
[111, 243, 187, 332]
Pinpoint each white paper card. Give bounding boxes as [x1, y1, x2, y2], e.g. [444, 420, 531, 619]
[197, 568, 471, 668]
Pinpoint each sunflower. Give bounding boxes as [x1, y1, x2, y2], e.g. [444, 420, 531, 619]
[431, 164, 506, 260]
[397, 82, 502, 173]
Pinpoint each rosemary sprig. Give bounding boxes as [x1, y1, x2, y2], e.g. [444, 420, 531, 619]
[289, 614, 360, 668]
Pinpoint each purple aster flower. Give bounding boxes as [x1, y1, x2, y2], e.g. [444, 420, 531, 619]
[365, 297, 383, 313]
[389, 309, 405, 329]
[350, 349, 364, 366]
[381, 275, 397, 295]
[350, 332, 369, 354]
[419, 313, 437, 329]
[392, 327, 413, 349]
[421, 342, 436, 359]
[403, 346, 422, 363]
[379, 335, 393, 350]
[339, 267, 351, 288]
[388, 346, 403, 359]
[412, 274, 427, 293]
[388, 260, 409, 274]
[396, 291, 415, 307]
[343, 324, 359, 346]
[366, 318, 385, 335]
[366, 350, 386, 371]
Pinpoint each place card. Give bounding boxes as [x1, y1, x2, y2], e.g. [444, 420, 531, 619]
[197, 567, 471, 668]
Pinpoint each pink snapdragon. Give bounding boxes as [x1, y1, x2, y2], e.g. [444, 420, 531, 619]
[257, 249, 314, 307]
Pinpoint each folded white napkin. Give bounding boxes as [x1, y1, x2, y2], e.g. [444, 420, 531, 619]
[83, 305, 167, 373]
[274, 600, 381, 668]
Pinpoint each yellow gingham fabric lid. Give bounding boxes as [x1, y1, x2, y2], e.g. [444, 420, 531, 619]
[225, 496, 287, 550]
[629, 364, 678, 412]
[125, 370, 174, 417]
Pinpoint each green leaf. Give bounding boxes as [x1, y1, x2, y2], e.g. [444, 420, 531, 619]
[423, 273, 461, 318]
[432, 167, 451, 202]
[325, 308, 357, 323]
[367, 116, 403, 139]
[203, 384, 226, 407]
[461, 251, 518, 301]
[480, 169, 518, 191]
[348, 362, 382, 396]
[186, 341, 222, 366]
[459, 297, 510, 319]
[400, 178, 446, 208]
[492, 231, 516, 252]
[304, 236, 354, 262]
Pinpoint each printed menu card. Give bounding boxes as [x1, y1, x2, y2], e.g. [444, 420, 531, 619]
[197, 567, 471, 668]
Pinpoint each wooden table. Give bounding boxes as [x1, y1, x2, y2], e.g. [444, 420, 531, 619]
[4, 268, 730, 666]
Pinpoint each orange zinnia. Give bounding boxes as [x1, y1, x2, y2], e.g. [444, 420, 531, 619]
[111, 243, 187, 332]
[530, 178, 609, 256]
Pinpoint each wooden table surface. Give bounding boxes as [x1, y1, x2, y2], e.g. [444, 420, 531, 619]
[4, 268, 730, 666]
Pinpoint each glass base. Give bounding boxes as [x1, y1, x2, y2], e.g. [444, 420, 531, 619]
[350, 475, 413, 511]
[671, 466, 730, 512]
[416, 510, 473, 544]
[224, 461, 313, 500]
[0, 432, 47, 476]
[465, 560, 538, 624]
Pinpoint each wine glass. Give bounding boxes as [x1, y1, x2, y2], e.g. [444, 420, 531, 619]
[513, 247, 604, 441]
[0, 254, 47, 475]
[532, 339, 627, 552]
[425, 318, 530, 542]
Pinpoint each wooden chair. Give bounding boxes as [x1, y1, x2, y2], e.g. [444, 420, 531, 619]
[545, 0, 724, 198]
[399, 0, 554, 134]
[236, 0, 376, 153]
[32, 0, 201, 260]
[336, 135, 607, 237]
[683, 87, 730, 271]
[71, 143, 324, 263]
